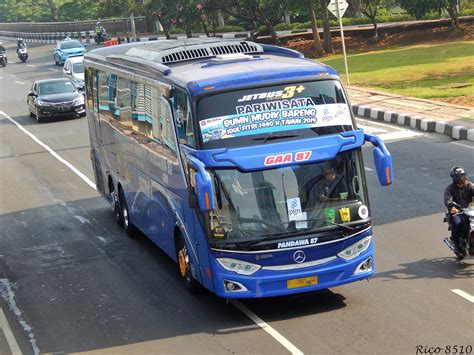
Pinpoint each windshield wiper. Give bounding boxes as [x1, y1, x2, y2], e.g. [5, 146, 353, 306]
[241, 218, 358, 248]
[253, 133, 299, 144]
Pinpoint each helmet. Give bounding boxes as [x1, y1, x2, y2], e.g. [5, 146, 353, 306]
[450, 166, 466, 182]
[96, 21, 101, 26]
[17, 38, 23, 42]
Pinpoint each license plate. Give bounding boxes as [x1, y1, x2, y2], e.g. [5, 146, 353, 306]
[287, 276, 318, 289]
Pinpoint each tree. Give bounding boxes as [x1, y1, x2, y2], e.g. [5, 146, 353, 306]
[320, 0, 333, 53]
[306, 0, 324, 57]
[359, 0, 384, 38]
[398, 0, 460, 28]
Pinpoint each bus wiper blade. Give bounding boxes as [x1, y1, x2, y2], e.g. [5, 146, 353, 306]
[253, 133, 298, 144]
[325, 221, 355, 233]
[282, 217, 355, 233]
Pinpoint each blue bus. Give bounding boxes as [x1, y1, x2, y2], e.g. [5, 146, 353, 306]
[84, 38, 392, 298]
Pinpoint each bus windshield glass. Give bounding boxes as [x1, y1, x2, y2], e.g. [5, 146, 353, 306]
[197, 79, 354, 149]
[208, 149, 368, 245]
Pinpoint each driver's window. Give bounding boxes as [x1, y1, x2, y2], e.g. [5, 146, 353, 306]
[173, 88, 194, 148]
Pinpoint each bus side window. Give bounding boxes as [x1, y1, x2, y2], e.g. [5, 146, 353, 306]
[113, 77, 132, 127]
[160, 97, 176, 153]
[152, 87, 162, 142]
[173, 89, 195, 147]
[98, 70, 113, 119]
[85, 67, 94, 110]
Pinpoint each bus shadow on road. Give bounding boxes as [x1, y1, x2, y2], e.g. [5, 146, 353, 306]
[372, 257, 473, 281]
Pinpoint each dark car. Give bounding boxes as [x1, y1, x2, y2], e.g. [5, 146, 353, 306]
[27, 78, 85, 123]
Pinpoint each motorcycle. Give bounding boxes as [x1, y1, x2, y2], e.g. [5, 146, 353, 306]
[17, 47, 28, 63]
[94, 29, 108, 44]
[444, 202, 474, 260]
[0, 49, 6, 67]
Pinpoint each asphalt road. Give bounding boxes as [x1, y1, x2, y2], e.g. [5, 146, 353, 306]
[0, 42, 473, 355]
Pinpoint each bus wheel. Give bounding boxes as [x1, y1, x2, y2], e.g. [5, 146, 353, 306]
[112, 190, 123, 227]
[177, 240, 199, 294]
[118, 189, 138, 238]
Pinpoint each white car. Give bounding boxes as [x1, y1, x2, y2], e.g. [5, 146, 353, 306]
[63, 56, 84, 90]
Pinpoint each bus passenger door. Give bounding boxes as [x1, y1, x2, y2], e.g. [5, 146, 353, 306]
[86, 67, 105, 194]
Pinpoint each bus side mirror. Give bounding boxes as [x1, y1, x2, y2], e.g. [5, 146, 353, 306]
[185, 155, 215, 212]
[364, 133, 393, 186]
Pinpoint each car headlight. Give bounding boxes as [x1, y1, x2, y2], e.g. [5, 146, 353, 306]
[73, 96, 84, 105]
[217, 258, 261, 275]
[338, 236, 372, 260]
[36, 99, 47, 106]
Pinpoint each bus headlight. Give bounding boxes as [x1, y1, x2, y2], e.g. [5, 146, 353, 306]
[217, 258, 261, 275]
[338, 236, 372, 260]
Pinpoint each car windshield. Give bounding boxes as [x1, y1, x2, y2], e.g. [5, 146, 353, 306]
[72, 62, 84, 73]
[197, 79, 354, 149]
[60, 40, 83, 50]
[207, 149, 368, 244]
[38, 81, 76, 95]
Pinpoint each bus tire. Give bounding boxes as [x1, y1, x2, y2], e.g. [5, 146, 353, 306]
[177, 236, 200, 294]
[112, 189, 123, 227]
[118, 188, 138, 238]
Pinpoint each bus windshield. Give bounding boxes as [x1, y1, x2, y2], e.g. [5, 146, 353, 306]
[197, 79, 354, 149]
[208, 149, 369, 245]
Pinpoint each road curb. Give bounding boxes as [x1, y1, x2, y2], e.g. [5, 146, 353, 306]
[352, 104, 474, 142]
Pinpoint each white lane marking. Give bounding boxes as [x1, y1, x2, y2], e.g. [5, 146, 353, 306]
[26, 64, 36, 68]
[0, 307, 22, 355]
[231, 300, 304, 355]
[0, 279, 40, 355]
[48, 68, 59, 72]
[364, 167, 374, 171]
[451, 289, 474, 303]
[451, 142, 474, 150]
[14, 81, 25, 85]
[378, 130, 423, 141]
[357, 117, 405, 131]
[0, 111, 96, 190]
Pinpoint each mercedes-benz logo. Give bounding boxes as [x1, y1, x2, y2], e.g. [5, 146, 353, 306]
[293, 250, 306, 264]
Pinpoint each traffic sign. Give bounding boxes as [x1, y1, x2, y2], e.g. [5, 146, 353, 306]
[328, 0, 348, 19]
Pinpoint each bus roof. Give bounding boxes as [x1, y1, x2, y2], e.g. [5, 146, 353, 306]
[86, 38, 339, 96]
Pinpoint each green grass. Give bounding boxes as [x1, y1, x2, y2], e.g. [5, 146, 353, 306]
[319, 41, 474, 100]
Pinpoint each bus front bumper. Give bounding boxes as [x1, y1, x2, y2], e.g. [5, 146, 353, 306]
[210, 248, 374, 298]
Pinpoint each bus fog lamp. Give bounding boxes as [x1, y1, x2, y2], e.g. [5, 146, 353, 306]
[338, 236, 372, 260]
[217, 258, 261, 275]
[355, 257, 373, 274]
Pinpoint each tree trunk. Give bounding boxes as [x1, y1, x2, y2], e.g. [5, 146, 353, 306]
[256, 6, 281, 45]
[446, 5, 460, 29]
[306, 0, 324, 57]
[371, 18, 378, 38]
[320, 0, 333, 54]
[202, 20, 210, 37]
[46, 0, 59, 21]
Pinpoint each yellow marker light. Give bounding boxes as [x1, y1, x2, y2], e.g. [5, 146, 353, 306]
[385, 167, 391, 185]
[205, 192, 210, 210]
[203, 86, 215, 91]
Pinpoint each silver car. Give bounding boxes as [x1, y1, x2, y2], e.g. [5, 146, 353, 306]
[63, 55, 85, 90]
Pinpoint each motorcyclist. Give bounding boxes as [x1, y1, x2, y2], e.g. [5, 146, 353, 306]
[95, 22, 105, 39]
[16, 38, 26, 54]
[444, 166, 474, 254]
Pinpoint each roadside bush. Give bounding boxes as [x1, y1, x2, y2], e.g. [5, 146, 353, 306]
[460, 8, 474, 16]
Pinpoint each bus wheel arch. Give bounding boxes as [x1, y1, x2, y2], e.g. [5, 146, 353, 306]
[175, 228, 199, 294]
